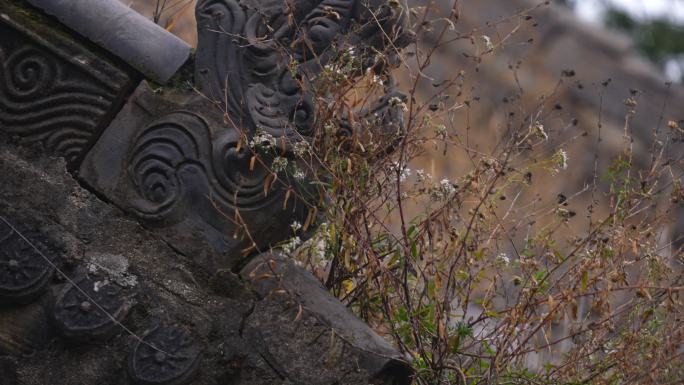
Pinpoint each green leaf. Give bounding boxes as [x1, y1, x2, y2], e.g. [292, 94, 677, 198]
[581, 270, 588, 290]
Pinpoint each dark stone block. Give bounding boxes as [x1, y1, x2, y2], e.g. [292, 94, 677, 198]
[0, 0, 138, 169]
[52, 273, 134, 342]
[78, 0, 412, 275]
[242, 253, 413, 385]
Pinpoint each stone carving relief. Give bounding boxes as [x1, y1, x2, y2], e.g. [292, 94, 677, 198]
[194, 0, 409, 142]
[81, 0, 411, 273]
[53, 273, 133, 341]
[0, 0, 136, 168]
[128, 323, 202, 385]
[0, 217, 54, 304]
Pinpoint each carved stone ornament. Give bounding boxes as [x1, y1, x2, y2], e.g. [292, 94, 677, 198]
[193, 0, 410, 143]
[0, 217, 54, 304]
[80, 0, 412, 272]
[128, 323, 201, 385]
[53, 274, 132, 341]
[0, 0, 137, 169]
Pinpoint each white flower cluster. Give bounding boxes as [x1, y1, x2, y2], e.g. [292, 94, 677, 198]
[495, 253, 511, 266]
[390, 161, 411, 182]
[323, 63, 345, 77]
[291, 165, 306, 180]
[345, 47, 355, 60]
[416, 169, 432, 182]
[365, 67, 384, 86]
[481, 35, 494, 51]
[440, 178, 455, 193]
[435, 124, 447, 137]
[431, 178, 456, 200]
[533, 121, 548, 140]
[281, 236, 302, 254]
[555, 149, 568, 170]
[324, 121, 337, 134]
[271, 156, 288, 172]
[389, 96, 409, 112]
[249, 131, 277, 149]
[293, 140, 311, 157]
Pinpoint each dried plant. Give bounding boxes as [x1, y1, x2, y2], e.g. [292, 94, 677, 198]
[161, 0, 684, 383]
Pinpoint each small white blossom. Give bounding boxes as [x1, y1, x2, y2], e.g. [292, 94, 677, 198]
[293, 140, 311, 157]
[290, 221, 302, 232]
[495, 253, 510, 266]
[431, 178, 456, 200]
[281, 236, 302, 254]
[250, 132, 277, 149]
[401, 168, 411, 182]
[390, 161, 411, 182]
[345, 47, 355, 59]
[440, 178, 455, 194]
[416, 169, 432, 182]
[533, 121, 548, 140]
[555, 149, 568, 170]
[291, 165, 306, 180]
[389, 96, 408, 112]
[482, 35, 494, 51]
[324, 121, 337, 134]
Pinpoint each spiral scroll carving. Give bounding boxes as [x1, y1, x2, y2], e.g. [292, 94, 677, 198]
[0, 21, 131, 168]
[195, 0, 407, 148]
[128, 111, 283, 223]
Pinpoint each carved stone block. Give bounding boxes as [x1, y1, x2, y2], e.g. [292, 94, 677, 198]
[79, 82, 312, 272]
[0, 0, 137, 168]
[78, 0, 410, 273]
